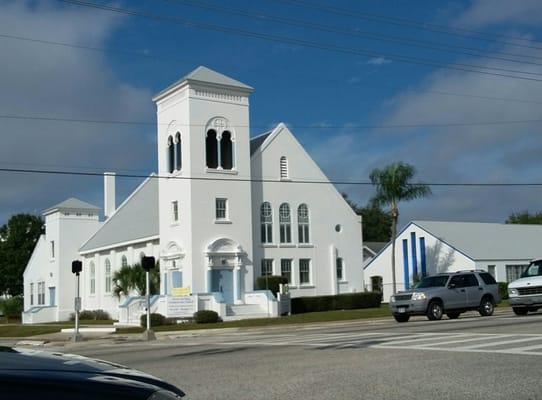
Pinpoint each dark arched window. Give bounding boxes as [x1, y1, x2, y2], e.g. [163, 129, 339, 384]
[175, 132, 182, 171]
[167, 136, 174, 173]
[206, 129, 218, 169]
[220, 131, 233, 170]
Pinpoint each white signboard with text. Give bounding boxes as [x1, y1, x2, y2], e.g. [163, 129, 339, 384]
[167, 296, 195, 318]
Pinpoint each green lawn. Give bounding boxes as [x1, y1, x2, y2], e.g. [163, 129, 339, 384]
[0, 320, 115, 338]
[116, 307, 392, 334]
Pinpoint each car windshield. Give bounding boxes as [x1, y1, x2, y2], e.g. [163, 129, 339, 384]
[415, 275, 449, 288]
[521, 261, 542, 278]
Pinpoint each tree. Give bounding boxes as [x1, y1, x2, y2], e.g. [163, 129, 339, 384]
[506, 211, 542, 225]
[112, 263, 160, 298]
[0, 214, 44, 296]
[370, 162, 431, 294]
[342, 193, 392, 242]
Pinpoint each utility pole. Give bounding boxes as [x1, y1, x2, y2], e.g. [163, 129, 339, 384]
[141, 256, 156, 341]
[71, 260, 83, 342]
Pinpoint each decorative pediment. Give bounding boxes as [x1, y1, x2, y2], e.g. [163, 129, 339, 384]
[206, 237, 244, 255]
[161, 241, 185, 260]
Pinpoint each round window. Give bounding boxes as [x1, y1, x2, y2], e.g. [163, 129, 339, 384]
[335, 224, 342, 233]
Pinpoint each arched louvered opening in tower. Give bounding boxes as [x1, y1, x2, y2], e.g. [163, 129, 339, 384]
[175, 132, 182, 171]
[220, 130, 233, 170]
[206, 129, 218, 169]
[167, 136, 174, 173]
[280, 156, 289, 179]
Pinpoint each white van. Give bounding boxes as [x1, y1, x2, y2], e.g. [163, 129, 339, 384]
[508, 258, 542, 315]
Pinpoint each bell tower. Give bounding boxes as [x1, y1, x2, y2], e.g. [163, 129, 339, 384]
[153, 66, 255, 300]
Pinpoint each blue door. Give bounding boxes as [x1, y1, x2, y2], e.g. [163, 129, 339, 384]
[211, 269, 234, 304]
[49, 287, 56, 306]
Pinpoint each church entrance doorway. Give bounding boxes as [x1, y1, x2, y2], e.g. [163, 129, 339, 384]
[211, 269, 234, 304]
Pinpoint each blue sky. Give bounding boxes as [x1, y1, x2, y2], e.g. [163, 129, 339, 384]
[2, 0, 542, 226]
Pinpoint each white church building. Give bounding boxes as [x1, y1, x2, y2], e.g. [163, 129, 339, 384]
[22, 66, 363, 324]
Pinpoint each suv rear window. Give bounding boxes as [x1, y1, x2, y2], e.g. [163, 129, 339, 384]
[479, 272, 497, 285]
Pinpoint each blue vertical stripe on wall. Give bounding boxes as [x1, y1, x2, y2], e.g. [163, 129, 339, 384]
[402, 239, 410, 290]
[420, 237, 427, 277]
[411, 232, 418, 278]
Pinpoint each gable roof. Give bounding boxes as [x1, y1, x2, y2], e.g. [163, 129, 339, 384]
[43, 197, 100, 215]
[364, 242, 387, 255]
[79, 176, 159, 253]
[153, 66, 253, 100]
[250, 130, 272, 156]
[413, 220, 542, 261]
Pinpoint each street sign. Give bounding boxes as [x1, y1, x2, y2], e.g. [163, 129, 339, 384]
[141, 256, 155, 271]
[74, 297, 81, 312]
[72, 260, 82, 274]
[171, 286, 191, 296]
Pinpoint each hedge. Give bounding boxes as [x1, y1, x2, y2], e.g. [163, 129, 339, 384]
[70, 309, 112, 321]
[498, 282, 509, 300]
[291, 292, 382, 314]
[255, 275, 288, 296]
[140, 313, 169, 327]
[194, 310, 220, 324]
[0, 297, 23, 321]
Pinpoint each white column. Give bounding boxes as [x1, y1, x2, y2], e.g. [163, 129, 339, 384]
[330, 245, 338, 295]
[233, 266, 241, 304]
[206, 257, 213, 293]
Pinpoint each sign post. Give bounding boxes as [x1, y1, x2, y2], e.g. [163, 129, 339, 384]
[71, 260, 83, 342]
[141, 256, 156, 341]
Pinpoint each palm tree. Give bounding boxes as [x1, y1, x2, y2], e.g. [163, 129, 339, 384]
[370, 162, 431, 294]
[112, 264, 160, 298]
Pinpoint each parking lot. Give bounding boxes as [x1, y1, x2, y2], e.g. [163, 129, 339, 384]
[57, 309, 542, 399]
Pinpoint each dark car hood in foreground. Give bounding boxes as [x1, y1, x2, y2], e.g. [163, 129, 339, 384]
[0, 346, 184, 399]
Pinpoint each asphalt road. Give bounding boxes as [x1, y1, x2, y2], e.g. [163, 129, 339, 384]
[56, 309, 542, 400]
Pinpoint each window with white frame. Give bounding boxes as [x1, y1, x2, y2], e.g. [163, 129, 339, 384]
[281, 259, 292, 284]
[121, 255, 128, 268]
[30, 283, 34, 305]
[215, 198, 228, 220]
[105, 258, 112, 293]
[299, 259, 311, 285]
[172, 201, 179, 222]
[279, 203, 292, 243]
[206, 120, 235, 171]
[90, 261, 96, 295]
[260, 202, 273, 243]
[298, 204, 310, 243]
[261, 259, 273, 277]
[50, 241, 55, 259]
[336, 257, 344, 281]
[38, 282, 45, 305]
[506, 264, 528, 282]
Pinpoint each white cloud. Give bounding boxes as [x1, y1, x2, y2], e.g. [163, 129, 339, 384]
[0, 1, 154, 223]
[366, 57, 391, 66]
[455, 0, 542, 27]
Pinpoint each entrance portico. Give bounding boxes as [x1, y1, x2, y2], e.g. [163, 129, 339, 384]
[205, 238, 245, 304]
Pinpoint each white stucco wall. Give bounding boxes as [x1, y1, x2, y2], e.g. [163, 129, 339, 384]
[251, 124, 363, 297]
[364, 222, 475, 303]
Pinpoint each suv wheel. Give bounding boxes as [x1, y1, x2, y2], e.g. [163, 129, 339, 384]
[427, 301, 443, 321]
[393, 314, 410, 323]
[446, 312, 460, 319]
[479, 297, 494, 316]
[513, 307, 529, 316]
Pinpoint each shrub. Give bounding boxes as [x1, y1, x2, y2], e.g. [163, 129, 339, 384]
[0, 297, 23, 321]
[291, 292, 382, 314]
[71, 309, 112, 321]
[140, 313, 166, 328]
[498, 282, 509, 300]
[255, 275, 289, 296]
[193, 310, 220, 324]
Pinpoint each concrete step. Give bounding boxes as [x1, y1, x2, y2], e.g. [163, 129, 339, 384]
[222, 313, 272, 321]
[226, 304, 266, 316]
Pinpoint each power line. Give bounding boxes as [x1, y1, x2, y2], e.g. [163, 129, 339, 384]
[4, 31, 542, 106]
[1, 166, 542, 187]
[164, 0, 542, 68]
[272, 0, 542, 51]
[4, 113, 542, 130]
[57, 0, 542, 83]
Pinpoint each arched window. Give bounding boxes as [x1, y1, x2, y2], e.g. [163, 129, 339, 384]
[105, 258, 112, 293]
[121, 255, 128, 268]
[280, 156, 289, 179]
[260, 202, 273, 244]
[90, 261, 96, 295]
[220, 131, 233, 170]
[175, 132, 182, 171]
[206, 129, 218, 169]
[167, 136, 174, 173]
[279, 203, 291, 243]
[298, 204, 310, 243]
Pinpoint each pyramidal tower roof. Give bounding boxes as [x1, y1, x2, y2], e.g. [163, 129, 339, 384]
[43, 197, 100, 215]
[153, 66, 253, 101]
